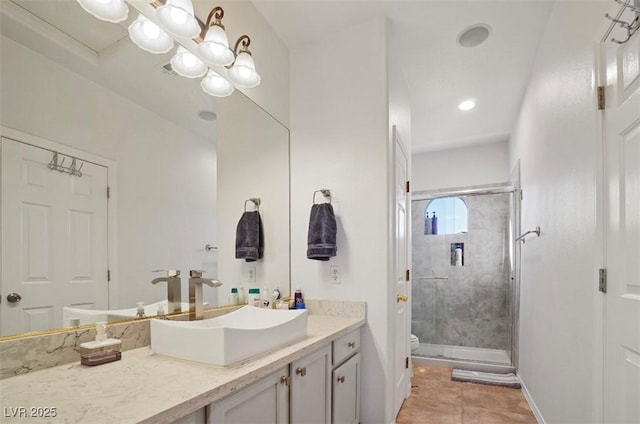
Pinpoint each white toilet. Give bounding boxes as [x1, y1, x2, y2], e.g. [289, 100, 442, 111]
[410, 334, 419, 353]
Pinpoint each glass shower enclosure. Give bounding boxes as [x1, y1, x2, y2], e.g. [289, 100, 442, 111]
[411, 184, 519, 372]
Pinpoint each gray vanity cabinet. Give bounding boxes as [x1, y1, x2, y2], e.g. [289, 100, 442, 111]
[290, 344, 332, 424]
[203, 331, 360, 424]
[206, 367, 290, 423]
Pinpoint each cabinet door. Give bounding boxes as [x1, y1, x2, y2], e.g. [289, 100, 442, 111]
[291, 345, 331, 424]
[172, 408, 205, 424]
[207, 367, 289, 424]
[332, 353, 360, 424]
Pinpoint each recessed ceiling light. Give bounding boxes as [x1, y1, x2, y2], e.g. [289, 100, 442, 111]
[458, 100, 476, 111]
[457, 24, 491, 48]
[198, 111, 217, 121]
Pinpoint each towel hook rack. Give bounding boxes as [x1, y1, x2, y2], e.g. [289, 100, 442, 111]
[313, 189, 331, 204]
[244, 197, 261, 212]
[515, 226, 541, 244]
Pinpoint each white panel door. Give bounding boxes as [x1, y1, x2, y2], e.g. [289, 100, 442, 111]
[1, 138, 108, 336]
[393, 126, 410, 418]
[603, 28, 640, 424]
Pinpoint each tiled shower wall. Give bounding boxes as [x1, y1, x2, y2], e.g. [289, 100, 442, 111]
[411, 193, 511, 350]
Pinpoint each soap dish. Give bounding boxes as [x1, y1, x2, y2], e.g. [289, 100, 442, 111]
[80, 350, 122, 366]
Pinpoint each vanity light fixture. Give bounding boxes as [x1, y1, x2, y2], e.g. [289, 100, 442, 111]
[76, 2, 262, 97]
[201, 69, 234, 97]
[76, 0, 128, 23]
[458, 99, 476, 111]
[171, 46, 208, 78]
[128, 14, 174, 54]
[155, 0, 201, 39]
[227, 36, 261, 88]
[198, 6, 235, 66]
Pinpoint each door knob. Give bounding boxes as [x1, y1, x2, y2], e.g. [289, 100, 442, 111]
[296, 367, 307, 377]
[7, 293, 22, 303]
[396, 294, 408, 303]
[337, 376, 345, 383]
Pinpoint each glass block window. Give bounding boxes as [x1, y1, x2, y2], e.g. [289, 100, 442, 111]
[424, 197, 468, 235]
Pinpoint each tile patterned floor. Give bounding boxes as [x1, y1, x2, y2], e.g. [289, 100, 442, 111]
[396, 365, 538, 424]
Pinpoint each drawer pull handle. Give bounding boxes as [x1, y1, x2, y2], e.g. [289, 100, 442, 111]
[348, 342, 356, 348]
[280, 376, 291, 385]
[337, 376, 345, 383]
[296, 367, 307, 377]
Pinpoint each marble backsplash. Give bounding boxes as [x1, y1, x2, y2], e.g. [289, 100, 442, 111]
[0, 299, 365, 379]
[411, 193, 512, 350]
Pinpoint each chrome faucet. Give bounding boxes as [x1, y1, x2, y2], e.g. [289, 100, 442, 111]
[189, 270, 222, 320]
[151, 270, 182, 314]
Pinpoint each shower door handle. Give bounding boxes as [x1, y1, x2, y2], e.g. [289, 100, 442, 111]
[396, 294, 408, 303]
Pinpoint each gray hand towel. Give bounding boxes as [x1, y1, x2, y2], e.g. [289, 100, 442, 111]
[235, 211, 264, 262]
[307, 203, 337, 261]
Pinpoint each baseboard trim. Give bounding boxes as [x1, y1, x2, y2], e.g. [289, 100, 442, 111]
[518, 373, 546, 424]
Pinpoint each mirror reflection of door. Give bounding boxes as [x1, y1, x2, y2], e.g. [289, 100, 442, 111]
[1, 137, 109, 336]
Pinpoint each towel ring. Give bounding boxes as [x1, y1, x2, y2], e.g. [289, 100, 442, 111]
[244, 198, 261, 212]
[313, 189, 332, 204]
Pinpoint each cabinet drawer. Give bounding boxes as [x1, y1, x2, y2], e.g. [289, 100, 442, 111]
[332, 329, 360, 366]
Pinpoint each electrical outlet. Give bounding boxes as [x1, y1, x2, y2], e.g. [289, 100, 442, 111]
[329, 265, 340, 284]
[247, 266, 256, 283]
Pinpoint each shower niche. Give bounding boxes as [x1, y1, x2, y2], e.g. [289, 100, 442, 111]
[450, 243, 464, 266]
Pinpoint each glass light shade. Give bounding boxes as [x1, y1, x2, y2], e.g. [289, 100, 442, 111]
[128, 14, 174, 54]
[197, 24, 234, 66]
[228, 51, 261, 88]
[170, 46, 207, 78]
[201, 69, 234, 97]
[76, 0, 128, 23]
[155, 0, 200, 39]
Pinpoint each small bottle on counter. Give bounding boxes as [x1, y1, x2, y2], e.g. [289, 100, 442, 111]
[247, 288, 261, 307]
[157, 304, 166, 319]
[229, 288, 239, 305]
[260, 286, 271, 308]
[294, 289, 305, 309]
[136, 301, 145, 318]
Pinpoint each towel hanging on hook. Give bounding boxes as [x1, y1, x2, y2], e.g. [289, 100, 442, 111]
[313, 189, 331, 205]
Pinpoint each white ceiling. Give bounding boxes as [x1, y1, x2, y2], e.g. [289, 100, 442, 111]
[252, 0, 555, 153]
[2, 1, 556, 153]
[1, 0, 218, 142]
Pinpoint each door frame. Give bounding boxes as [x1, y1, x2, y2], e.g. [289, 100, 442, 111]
[0, 126, 118, 309]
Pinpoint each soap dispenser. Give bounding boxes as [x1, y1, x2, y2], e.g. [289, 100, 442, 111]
[80, 322, 122, 366]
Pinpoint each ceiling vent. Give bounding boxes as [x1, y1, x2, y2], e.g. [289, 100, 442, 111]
[457, 24, 491, 48]
[160, 62, 179, 77]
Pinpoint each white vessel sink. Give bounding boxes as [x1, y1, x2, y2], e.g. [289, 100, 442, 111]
[150, 306, 308, 366]
[62, 301, 194, 325]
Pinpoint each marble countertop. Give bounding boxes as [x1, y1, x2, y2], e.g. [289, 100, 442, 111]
[0, 314, 365, 424]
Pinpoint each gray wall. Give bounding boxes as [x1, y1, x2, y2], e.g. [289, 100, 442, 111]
[411, 193, 511, 350]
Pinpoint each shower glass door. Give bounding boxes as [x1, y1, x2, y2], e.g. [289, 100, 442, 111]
[411, 188, 516, 368]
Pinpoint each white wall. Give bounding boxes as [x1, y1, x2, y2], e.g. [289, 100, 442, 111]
[0, 35, 218, 308]
[509, 2, 609, 422]
[205, 1, 290, 128]
[412, 140, 509, 192]
[290, 17, 395, 424]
